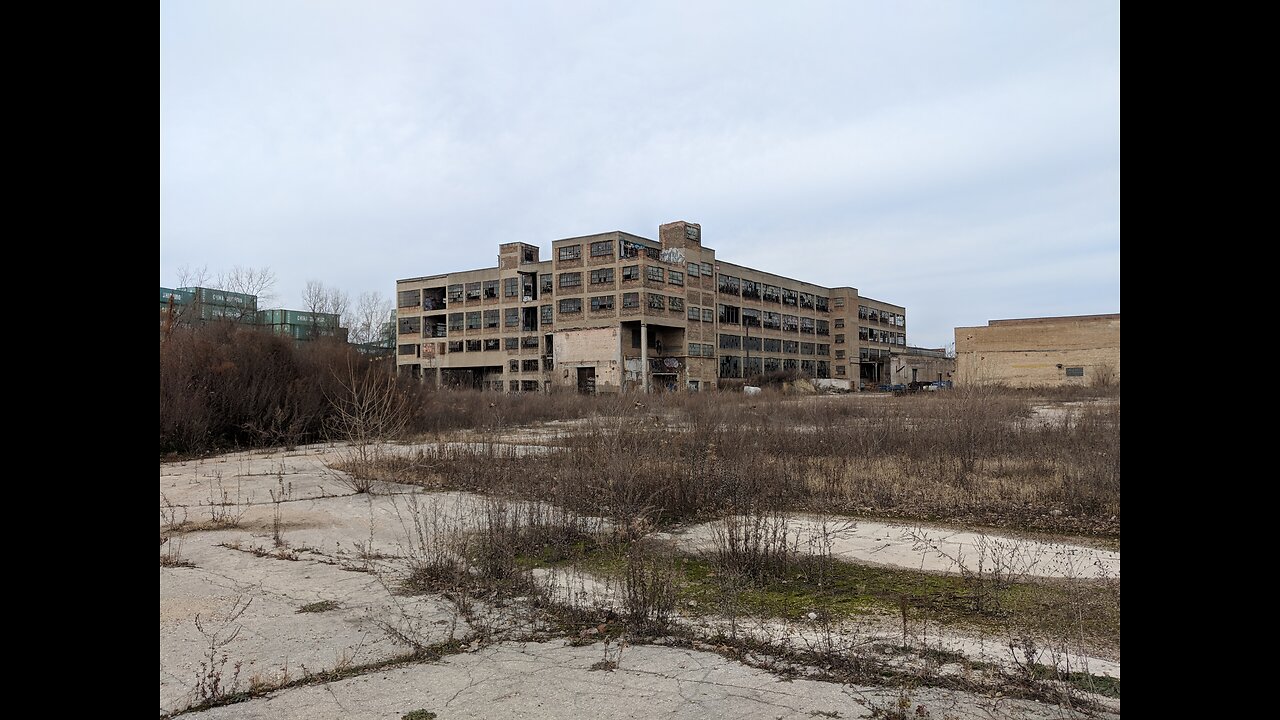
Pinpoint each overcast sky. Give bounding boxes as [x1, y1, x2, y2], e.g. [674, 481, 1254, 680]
[160, 1, 1119, 349]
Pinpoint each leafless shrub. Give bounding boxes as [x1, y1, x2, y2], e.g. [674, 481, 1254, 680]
[191, 597, 252, 707]
[622, 545, 677, 631]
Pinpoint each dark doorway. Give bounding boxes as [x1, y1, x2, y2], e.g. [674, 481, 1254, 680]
[576, 367, 596, 394]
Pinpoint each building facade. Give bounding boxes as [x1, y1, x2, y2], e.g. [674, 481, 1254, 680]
[395, 221, 906, 392]
[887, 346, 957, 388]
[954, 313, 1120, 387]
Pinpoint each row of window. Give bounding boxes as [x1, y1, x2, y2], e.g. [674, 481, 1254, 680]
[509, 358, 551, 372]
[859, 327, 906, 345]
[718, 357, 831, 379]
[718, 334, 830, 355]
[859, 306, 905, 326]
[441, 336, 542, 353]
[557, 293, 685, 314]
[716, 276, 830, 311]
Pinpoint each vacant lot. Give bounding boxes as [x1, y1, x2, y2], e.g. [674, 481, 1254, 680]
[161, 388, 1119, 718]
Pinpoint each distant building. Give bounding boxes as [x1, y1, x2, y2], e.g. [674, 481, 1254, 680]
[888, 346, 956, 388]
[954, 314, 1120, 387]
[160, 286, 347, 342]
[394, 220, 907, 392]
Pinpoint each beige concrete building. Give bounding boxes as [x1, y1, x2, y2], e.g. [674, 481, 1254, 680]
[954, 314, 1120, 387]
[395, 220, 906, 392]
[888, 347, 957, 388]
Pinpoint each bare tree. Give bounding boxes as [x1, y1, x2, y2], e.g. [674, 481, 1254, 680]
[175, 263, 212, 289]
[301, 280, 350, 339]
[219, 266, 277, 300]
[347, 291, 394, 346]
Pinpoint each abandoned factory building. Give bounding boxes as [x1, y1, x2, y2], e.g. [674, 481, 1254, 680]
[394, 220, 906, 392]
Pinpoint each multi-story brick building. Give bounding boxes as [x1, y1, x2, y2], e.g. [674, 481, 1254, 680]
[394, 221, 905, 392]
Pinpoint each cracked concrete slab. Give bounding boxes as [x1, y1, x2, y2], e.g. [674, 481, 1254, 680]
[160, 531, 467, 715]
[662, 515, 1119, 579]
[190, 640, 1103, 719]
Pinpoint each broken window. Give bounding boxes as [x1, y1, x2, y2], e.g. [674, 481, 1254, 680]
[397, 343, 418, 356]
[466, 311, 482, 330]
[669, 270, 684, 286]
[835, 349, 845, 359]
[687, 305, 700, 321]
[783, 340, 799, 354]
[763, 357, 781, 372]
[590, 240, 613, 257]
[800, 342, 815, 355]
[762, 311, 781, 330]
[835, 365, 846, 376]
[483, 280, 499, 299]
[719, 334, 741, 350]
[559, 272, 582, 288]
[522, 336, 540, 349]
[741, 280, 760, 300]
[858, 327, 869, 341]
[590, 268, 614, 284]
[834, 318, 845, 329]
[816, 297, 829, 313]
[718, 274, 740, 295]
[591, 295, 614, 311]
[701, 308, 714, 323]
[505, 337, 519, 350]
[744, 356, 762, 376]
[620, 240, 642, 259]
[762, 284, 781, 303]
[559, 298, 582, 313]
[816, 320, 829, 336]
[718, 355, 741, 378]
[669, 296, 684, 311]
[558, 245, 582, 261]
[687, 262, 700, 277]
[623, 292, 639, 309]
[398, 316, 421, 334]
[466, 339, 481, 352]
[448, 340, 463, 353]
[484, 338, 500, 351]
[742, 308, 760, 327]
[688, 344, 701, 357]
[505, 307, 519, 328]
[647, 266, 664, 283]
[763, 338, 781, 353]
[745, 335, 761, 352]
[835, 333, 845, 344]
[782, 288, 798, 306]
[647, 293, 665, 310]
[701, 262, 713, 277]
[509, 359, 519, 372]
[540, 274, 553, 295]
[859, 306, 869, 319]
[484, 310, 499, 329]
[398, 289, 421, 308]
[833, 297, 845, 308]
[782, 314, 798, 332]
[521, 380, 539, 392]
[447, 284, 464, 302]
[622, 265, 641, 281]
[504, 277, 519, 298]
[784, 358, 799, 371]
[718, 304, 740, 324]
[462, 282, 480, 301]
[819, 343, 833, 356]
[448, 313, 463, 332]
[540, 305, 553, 325]
[522, 359, 540, 372]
